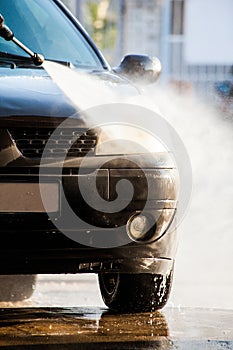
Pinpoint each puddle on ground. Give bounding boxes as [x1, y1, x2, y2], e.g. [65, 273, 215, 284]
[0, 307, 232, 349]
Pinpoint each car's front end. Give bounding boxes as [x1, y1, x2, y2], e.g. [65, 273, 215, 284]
[0, 0, 178, 312]
[0, 87, 178, 277]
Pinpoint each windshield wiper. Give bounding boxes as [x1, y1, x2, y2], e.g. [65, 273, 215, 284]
[0, 14, 44, 66]
[0, 51, 71, 69]
[0, 52, 36, 67]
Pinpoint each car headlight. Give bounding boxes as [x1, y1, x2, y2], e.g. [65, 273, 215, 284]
[95, 125, 167, 155]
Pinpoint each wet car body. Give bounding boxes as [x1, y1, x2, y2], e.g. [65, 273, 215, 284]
[0, 70, 177, 275]
[0, 0, 178, 311]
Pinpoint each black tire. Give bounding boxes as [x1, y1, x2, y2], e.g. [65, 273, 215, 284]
[0, 275, 37, 302]
[98, 271, 173, 313]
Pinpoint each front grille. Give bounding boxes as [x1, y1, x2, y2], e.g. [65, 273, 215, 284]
[8, 128, 98, 158]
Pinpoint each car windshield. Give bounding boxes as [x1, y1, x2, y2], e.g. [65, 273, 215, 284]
[0, 0, 104, 70]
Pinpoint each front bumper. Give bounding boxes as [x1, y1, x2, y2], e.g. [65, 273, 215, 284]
[0, 153, 178, 275]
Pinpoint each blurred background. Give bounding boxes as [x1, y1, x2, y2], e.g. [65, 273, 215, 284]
[62, 0, 233, 97]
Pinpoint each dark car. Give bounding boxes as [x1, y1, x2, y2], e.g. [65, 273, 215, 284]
[0, 0, 178, 313]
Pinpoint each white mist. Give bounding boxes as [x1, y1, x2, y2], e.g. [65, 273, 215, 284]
[147, 86, 233, 309]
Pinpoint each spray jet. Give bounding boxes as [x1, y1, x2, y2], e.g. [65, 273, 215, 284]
[0, 13, 44, 66]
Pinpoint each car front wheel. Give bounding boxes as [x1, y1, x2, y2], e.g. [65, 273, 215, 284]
[98, 270, 173, 313]
[0, 275, 37, 302]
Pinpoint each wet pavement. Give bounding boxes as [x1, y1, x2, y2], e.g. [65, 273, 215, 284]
[0, 307, 232, 349]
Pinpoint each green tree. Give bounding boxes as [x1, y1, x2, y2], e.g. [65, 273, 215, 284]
[85, 0, 117, 50]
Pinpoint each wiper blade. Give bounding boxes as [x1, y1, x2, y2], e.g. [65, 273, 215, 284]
[0, 52, 31, 61]
[0, 52, 33, 68]
[0, 52, 71, 68]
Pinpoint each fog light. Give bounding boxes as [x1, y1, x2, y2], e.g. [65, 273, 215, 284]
[127, 214, 155, 242]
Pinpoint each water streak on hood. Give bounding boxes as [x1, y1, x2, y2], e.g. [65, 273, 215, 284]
[0, 66, 137, 119]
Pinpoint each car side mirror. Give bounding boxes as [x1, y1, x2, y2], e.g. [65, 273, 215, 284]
[114, 54, 162, 85]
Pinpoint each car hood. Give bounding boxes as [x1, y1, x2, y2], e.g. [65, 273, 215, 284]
[0, 67, 138, 119]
